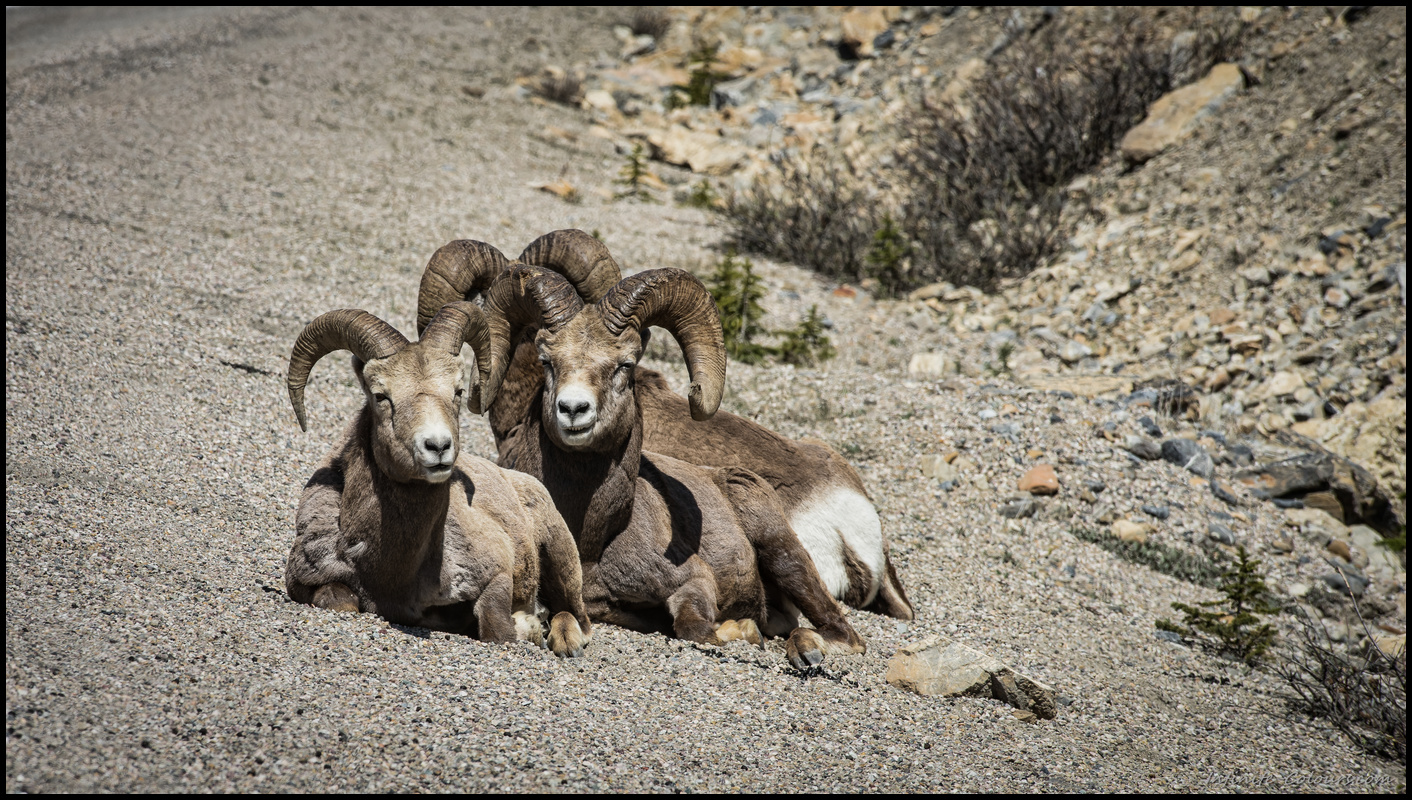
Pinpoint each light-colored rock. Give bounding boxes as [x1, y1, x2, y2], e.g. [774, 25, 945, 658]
[583, 89, 618, 113]
[918, 454, 957, 482]
[908, 352, 953, 377]
[646, 125, 746, 175]
[1261, 370, 1305, 399]
[1018, 464, 1058, 495]
[1369, 633, 1407, 659]
[1058, 339, 1093, 363]
[840, 7, 895, 58]
[1120, 63, 1244, 162]
[1284, 507, 1350, 538]
[885, 636, 1056, 719]
[1112, 519, 1151, 543]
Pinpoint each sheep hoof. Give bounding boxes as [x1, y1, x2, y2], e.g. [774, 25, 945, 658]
[513, 610, 546, 648]
[714, 619, 764, 649]
[547, 612, 587, 658]
[785, 629, 826, 669]
[311, 583, 359, 613]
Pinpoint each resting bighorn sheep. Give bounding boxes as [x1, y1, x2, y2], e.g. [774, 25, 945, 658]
[461, 263, 864, 667]
[283, 302, 591, 656]
[415, 231, 914, 632]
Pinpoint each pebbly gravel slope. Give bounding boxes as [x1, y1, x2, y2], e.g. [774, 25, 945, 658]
[6, 6, 1403, 792]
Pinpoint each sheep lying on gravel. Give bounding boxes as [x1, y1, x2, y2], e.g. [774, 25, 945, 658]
[463, 263, 865, 668]
[283, 302, 591, 656]
[415, 230, 913, 632]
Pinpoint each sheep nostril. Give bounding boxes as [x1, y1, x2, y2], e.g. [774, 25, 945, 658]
[558, 398, 590, 420]
[422, 435, 452, 456]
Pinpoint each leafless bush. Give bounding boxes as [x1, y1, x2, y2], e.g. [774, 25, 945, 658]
[898, 16, 1175, 290]
[722, 159, 884, 286]
[720, 9, 1245, 294]
[627, 7, 671, 40]
[1277, 602, 1407, 764]
[534, 73, 583, 106]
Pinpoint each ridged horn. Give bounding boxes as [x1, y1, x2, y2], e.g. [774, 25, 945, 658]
[419, 301, 496, 414]
[415, 240, 513, 336]
[518, 229, 623, 304]
[288, 310, 409, 431]
[479, 264, 584, 411]
[597, 269, 725, 421]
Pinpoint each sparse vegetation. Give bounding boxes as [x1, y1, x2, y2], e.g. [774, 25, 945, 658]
[1070, 526, 1223, 588]
[533, 72, 584, 106]
[987, 340, 1015, 377]
[680, 179, 719, 209]
[1157, 545, 1278, 665]
[706, 252, 836, 367]
[1277, 601, 1407, 764]
[707, 250, 771, 364]
[627, 7, 671, 40]
[722, 10, 1245, 293]
[776, 305, 836, 367]
[668, 41, 727, 109]
[614, 143, 657, 202]
[865, 214, 913, 298]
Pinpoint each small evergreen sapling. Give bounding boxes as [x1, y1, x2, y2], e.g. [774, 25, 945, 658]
[776, 305, 836, 367]
[707, 251, 771, 364]
[1157, 545, 1278, 665]
[614, 143, 657, 202]
[865, 214, 912, 298]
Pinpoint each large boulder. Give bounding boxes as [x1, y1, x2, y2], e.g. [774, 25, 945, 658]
[885, 637, 1057, 719]
[1235, 451, 1398, 534]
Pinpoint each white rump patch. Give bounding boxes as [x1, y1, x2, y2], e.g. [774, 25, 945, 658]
[789, 487, 884, 605]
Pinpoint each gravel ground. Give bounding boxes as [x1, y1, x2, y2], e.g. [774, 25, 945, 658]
[6, 7, 1404, 792]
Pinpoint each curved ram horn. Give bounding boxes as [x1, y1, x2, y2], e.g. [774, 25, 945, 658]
[597, 268, 725, 421]
[288, 310, 410, 431]
[419, 301, 496, 414]
[518, 229, 623, 305]
[415, 240, 513, 336]
[479, 264, 584, 411]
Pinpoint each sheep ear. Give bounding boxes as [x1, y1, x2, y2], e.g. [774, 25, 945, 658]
[351, 355, 368, 389]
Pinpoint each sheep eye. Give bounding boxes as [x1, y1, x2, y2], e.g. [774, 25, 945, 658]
[373, 392, 391, 405]
[454, 386, 465, 398]
[616, 362, 635, 374]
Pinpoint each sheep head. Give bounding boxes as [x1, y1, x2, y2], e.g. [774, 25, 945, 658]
[478, 264, 725, 453]
[287, 303, 493, 484]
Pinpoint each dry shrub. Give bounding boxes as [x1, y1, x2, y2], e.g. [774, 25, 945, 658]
[627, 7, 671, 40]
[722, 158, 882, 287]
[534, 73, 583, 106]
[722, 9, 1245, 294]
[1277, 602, 1407, 764]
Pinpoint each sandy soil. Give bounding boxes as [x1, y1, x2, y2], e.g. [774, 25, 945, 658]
[5, 6, 1403, 792]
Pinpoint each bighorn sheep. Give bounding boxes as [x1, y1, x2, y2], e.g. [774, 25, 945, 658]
[463, 263, 865, 667]
[415, 231, 914, 631]
[283, 302, 591, 656]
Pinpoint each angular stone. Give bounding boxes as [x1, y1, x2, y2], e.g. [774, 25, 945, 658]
[918, 454, 957, 482]
[999, 498, 1037, 519]
[646, 126, 745, 175]
[1235, 452, 1395, 531]
[840, 7, 893, 58]
[1018, 464, 1058, 495]
[885, 636, 1056, 719]
[908, 352, 953, 376]
[1120, 63, 1244, 162]
[1112, 519, 1150, 543]
[1125, 437, 1162, 461]
[1160, 438, 1214, 478]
